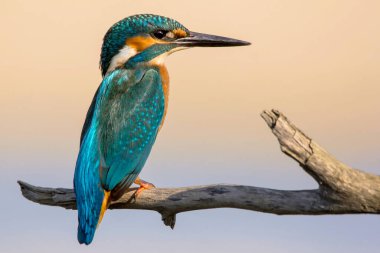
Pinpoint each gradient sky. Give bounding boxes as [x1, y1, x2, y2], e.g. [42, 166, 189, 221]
[1, 1, 380, 252]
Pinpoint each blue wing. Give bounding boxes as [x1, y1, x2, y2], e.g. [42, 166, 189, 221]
[74, 67, 165, 244]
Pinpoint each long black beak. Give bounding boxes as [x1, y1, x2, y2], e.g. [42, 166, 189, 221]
[176, 31, 250, 47]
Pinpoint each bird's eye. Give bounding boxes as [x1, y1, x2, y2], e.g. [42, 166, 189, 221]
[152, 30, 168, 39]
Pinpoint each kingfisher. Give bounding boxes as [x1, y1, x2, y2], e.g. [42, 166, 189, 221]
[74, 14, 250, 245]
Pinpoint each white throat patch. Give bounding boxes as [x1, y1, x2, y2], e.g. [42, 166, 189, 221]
[106, 45, 137, 74]
[149, 46, 188, 66]
[106, 45, 189, 72]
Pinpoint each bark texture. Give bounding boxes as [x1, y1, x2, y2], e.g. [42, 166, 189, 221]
[18, 109, 380, 228]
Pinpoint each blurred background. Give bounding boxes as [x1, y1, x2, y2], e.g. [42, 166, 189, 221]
[1, 0, 380, 252]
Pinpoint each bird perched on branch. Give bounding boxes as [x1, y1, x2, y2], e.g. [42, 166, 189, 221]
[74, 14, 250, 245]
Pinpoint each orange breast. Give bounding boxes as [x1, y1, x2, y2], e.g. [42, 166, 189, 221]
[158, 65, 169, 131]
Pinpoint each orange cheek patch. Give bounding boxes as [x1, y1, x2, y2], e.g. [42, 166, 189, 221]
[125, 36, 156, 52]
[173, 29, 187, 38]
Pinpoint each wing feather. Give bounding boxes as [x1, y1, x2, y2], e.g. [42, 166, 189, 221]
[74, 67, 165, 244]
[97, 68, 165, 191]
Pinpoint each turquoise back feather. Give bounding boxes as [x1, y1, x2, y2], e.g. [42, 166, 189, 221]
[74, 67, 165, 244]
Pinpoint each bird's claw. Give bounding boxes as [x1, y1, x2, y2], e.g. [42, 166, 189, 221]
[126, 177, 156, 203]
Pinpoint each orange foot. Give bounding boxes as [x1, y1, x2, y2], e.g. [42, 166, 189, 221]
[132, 177, 156, 201]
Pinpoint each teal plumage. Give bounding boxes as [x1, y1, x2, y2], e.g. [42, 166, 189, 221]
[98, 68, 164, 191]
[75, 67, 165, 244]
[73, 13, 249, 245]
[100, 14, 189, 76]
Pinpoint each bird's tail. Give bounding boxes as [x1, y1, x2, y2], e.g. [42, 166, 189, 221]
[77, 224, 93, 245]
[75, 126, 111, 245]
[77, 190, 110, 245]
[75, 153, 109, 245]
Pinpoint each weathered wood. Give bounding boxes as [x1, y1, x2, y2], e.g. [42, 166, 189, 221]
[262, 109, 380, 212]
[18, 109, 380, 228]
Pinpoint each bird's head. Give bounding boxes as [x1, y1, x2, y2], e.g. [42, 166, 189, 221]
[100, 14, 250, 76]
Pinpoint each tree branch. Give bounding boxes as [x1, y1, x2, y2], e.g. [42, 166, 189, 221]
[18, 109, 380, 228]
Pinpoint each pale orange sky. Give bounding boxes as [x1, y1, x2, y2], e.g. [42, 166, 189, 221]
[2, 1, 379, 159]
[1, 1, 380, 252]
